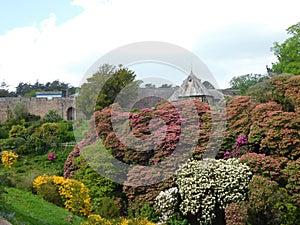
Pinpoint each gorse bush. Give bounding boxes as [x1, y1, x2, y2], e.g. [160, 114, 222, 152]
[1, 150, 18, 168]
[174, 158, 252, 224]
[33, 174, 92, 216]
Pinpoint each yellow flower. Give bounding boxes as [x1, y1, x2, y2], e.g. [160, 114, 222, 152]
[1, 151, 18, 168]
[32, 175, 92, 217]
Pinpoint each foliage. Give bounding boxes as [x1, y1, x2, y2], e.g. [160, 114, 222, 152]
[15, 80, 76, 97]
[269, 73, 295, 111]
[229, 73, 268, 94]
[127, 202, 158, 223]
[247, 175, 300, 225]
[81, 214, 112, 225]
[271, 22, 300, 74]
[8, 124, 26, 138]
[225, 201, 248, 225]
[30, 122, 60, 154]
[282, 158, 300, 206]
[48, 152, 57, 160]
[248, 106, 300, 159]
[13, 102, 29, 120]
[73, 157, 122, 218]
[154, 187, 179, 223]
[1, 150, 18, 168]
[33, 174, 92, 216]
[0, 172, 15, 200]
[239, 153, 288, 182]
[221, 96, 255, 152]
[223, 134, 250, 159]
[175, 158, 252, 224]
[77, 64, 138, 117]
[42, 110, 63, 123]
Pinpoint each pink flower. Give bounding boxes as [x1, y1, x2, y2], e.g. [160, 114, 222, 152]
[48, 152, 57, 161]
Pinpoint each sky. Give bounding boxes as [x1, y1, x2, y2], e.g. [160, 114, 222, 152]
[0, 0, 300, 91]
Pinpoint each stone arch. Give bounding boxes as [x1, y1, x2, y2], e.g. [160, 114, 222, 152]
[67, 107, 75, 120]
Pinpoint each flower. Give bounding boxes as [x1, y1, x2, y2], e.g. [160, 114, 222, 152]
[1, 150, 18, 168]
[48, 152, 57, 161]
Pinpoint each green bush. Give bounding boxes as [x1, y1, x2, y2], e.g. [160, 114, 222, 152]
[93, 197, 120, 219]
[128, 202, 159, 223]
[36, 182, 64, 207]
[246, 175, 300, 225]
[42, 110, 63, 123]
[0, 137, 26, 151]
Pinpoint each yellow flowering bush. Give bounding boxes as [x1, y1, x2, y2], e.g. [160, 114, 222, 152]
[80, 215, 156, 225]
[33, 175, 92, 216]
[1, 150, 18, 168]
[81, 214, 112, 225]
[118, 218, 156, 225]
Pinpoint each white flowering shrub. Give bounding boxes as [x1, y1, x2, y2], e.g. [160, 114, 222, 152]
[154, 187, 179, 223]
[175, 158, 252, 224]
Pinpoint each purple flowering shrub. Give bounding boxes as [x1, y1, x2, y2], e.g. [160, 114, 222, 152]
[223, 134, 250, 159]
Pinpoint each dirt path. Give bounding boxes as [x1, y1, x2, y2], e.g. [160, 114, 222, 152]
[0, 217, 12, 225]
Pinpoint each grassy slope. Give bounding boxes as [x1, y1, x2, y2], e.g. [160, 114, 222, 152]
[0, 188, 86, 225]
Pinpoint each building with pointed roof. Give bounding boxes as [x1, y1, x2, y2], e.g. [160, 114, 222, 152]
[168, 71, 226, 104]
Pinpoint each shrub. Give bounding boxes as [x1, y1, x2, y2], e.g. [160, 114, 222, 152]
[33, 174, 92, 216]
[1, 150, 18, 168]
[282, 158, 300, 206]
[247, 175, 300, 225]
[42, 110, 63, 123]
[93, 197, 120, 219]
[175, 158, 252, 224]
[225, 201, 248, 225]
[154, 187, 179, 223]
[221, 96, 255, 153]
[128, 202, 158, 223]
[9, 125, 26, 138]
[239, 152, 288, 182]
[81, 214, 111, 225]
[223, 134, 250, 159]
[36, 182, 64, 207]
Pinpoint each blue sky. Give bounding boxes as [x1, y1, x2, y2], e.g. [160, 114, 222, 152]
[0, 0, 300, 91]
[0, 0, 82, 34]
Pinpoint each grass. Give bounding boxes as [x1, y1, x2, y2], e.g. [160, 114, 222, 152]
[0, 146, 74, 190]
[0, 187, 86, 225]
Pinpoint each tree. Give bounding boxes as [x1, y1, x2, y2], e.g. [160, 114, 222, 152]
[145, 83, 156, 88]
[0, 81, 13, 97]
[77, 64, 139, 117]
[271, 22, 300, 74]
[229, 73, 268, 94]
[159, 83, 173, 88]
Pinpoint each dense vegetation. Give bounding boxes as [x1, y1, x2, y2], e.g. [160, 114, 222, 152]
[1, 22, 300, 225]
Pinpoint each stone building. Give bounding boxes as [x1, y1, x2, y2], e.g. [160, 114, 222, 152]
[0, 97, 76, 122]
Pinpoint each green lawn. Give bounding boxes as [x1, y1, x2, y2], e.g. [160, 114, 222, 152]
[0, 187, 86, 225]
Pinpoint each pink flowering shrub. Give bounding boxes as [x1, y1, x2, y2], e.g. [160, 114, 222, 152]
[223, 134, 250, 159]
[285, 75, 300, 112]
[221, 96, 255, 152]
[239, 152, 288, 182]
[225, 201, 248, 225]
[248, 101, 300, 159]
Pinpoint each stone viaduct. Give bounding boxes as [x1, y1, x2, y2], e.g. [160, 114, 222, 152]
[0, 97, 76, 122]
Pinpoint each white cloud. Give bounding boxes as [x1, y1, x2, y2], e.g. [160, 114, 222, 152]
[0, 0, 300, 91]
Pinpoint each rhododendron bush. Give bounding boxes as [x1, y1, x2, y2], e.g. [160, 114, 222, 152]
[62, 73, 300, 223]
[173, 158, 252, 224]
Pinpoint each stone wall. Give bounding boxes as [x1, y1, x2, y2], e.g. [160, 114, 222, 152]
[0, 97, 76, 122]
